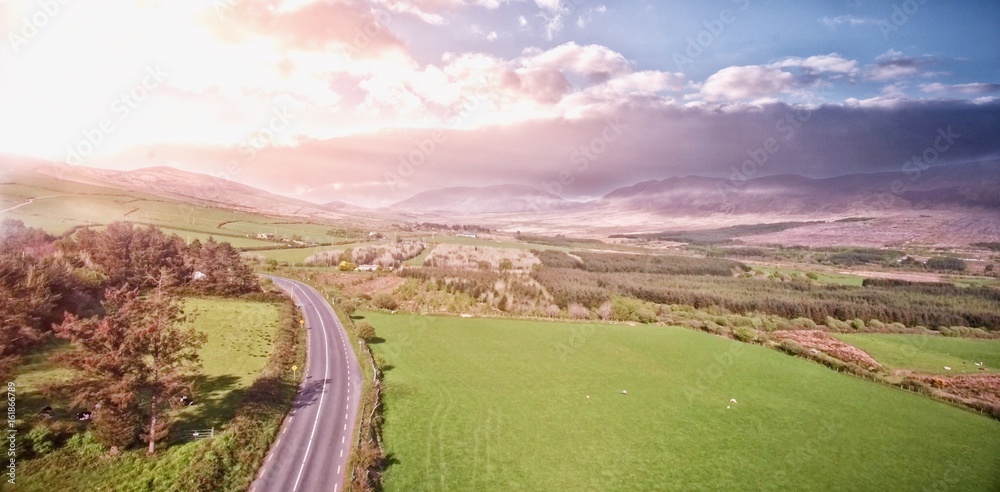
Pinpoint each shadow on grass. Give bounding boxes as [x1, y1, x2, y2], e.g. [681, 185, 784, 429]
[367, 337, 386, 345]
[172, 374, 242, 439]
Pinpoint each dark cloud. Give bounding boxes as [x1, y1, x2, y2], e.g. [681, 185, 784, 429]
[108, 99, 1000, 206]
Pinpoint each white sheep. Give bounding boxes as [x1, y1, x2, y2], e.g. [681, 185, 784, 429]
[621, 390, 627, 395]
[730, 398, 738, 404]
[944, 366, 952, 371]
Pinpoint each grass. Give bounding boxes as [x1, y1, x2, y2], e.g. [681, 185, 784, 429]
[13, 297, 283, 491]
[752, 266, 864, 286]
[833, 334, 1000, 375]
[249, 241, 384, 263]
[366, 312, 1000, 491]
[177, 298, 279, 429]
[0, 178, 340, 245]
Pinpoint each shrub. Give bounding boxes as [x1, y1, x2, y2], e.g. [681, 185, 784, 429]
[926, 256, 966, 271]
[567, 303, 590, 320]
[733, 326, 757, 343]
[791, 317, 817, 329]
[355, 321, 377, 342]
[373, 293, 398, 311]
[610, 296, 657, 324]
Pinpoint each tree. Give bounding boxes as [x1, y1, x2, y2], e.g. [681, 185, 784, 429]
[53, 275, 206, 452]
[341, 298, 357, 318]
[355, 321, 376, 342]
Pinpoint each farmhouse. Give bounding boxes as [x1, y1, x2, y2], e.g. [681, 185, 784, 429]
[357, 264, 380, 272]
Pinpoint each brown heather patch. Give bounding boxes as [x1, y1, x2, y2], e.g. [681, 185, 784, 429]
[772, 330, 883, 370]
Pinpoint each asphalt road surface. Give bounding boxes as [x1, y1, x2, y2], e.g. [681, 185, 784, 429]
[252, 276, 363, 492]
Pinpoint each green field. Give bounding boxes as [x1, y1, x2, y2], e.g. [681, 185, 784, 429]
[14, 297, 282, 490]
[834, 334, 1000, 375]
[366, 312, 1000, 491]
[0, 178, 340, 246]
[249, 241, 384, 263]
[751, 265, 864, 286]
[178, 298, 279, 428]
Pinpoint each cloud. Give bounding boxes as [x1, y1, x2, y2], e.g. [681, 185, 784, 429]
[104, 99, 1000, 206]
[866, 50, 937, 81]
[700, 66, 797, 101]
[819, 15, 876, 27]
[920, 83, 1000, 95]
[518, 15, 528, 27]
[771, 54, 858, 76]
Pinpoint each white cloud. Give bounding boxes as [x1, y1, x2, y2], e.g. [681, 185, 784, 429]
[518, 15, 528, 27]
[700, 66, 797, 101]
[819, 15, 876, 27]
[771, 54, 857, 75]
[487, 31, 498, 41]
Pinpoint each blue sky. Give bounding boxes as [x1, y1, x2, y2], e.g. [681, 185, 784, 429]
[1, 0, 997, 205]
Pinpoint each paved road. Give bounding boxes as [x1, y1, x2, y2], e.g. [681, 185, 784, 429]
[252, 277, 363, 492]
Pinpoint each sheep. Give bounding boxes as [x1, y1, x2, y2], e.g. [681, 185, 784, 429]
[943, 366, 952, 371]
[621, 390, 627, 395]
[730, 398, 738, 404]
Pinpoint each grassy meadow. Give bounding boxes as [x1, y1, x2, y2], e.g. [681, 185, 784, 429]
[13, 297, 283, 491]
[834, 334, 1000, 375]
[365, 312, 1000, 491]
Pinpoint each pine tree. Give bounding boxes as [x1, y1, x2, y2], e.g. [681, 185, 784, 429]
[53, 273, 206, 452]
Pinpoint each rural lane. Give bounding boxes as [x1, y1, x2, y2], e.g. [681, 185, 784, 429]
[252, 276, 363, 492]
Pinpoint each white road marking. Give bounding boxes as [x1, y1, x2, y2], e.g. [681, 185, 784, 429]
[340, 449, 343, 457]
[343, 423, 347, 431]
[337, 466, 341, 474]
[342, 436, 345, 443]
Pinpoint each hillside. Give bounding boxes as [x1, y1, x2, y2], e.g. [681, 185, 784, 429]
[391, 184, 573, 214]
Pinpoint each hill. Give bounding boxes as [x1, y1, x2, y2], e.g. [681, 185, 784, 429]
[391, 184, 572, 214]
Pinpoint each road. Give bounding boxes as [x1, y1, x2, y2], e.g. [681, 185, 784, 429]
[252, 276, 363, 492]
[0, 194, 76, 214]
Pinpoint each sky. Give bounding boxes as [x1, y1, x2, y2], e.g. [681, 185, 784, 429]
[1, 0, 998, 206]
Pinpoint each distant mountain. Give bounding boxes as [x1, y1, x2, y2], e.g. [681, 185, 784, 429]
[0, 155, 354, 220]
[391, 184, 573, 214]
[600, 161, 1000, 215]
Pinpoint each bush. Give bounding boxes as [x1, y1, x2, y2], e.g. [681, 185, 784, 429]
[926, 256, 966, 271]
[372, 293, 398, 311]
[610, 296, 657, 324]
[355, 321, 377, 341]
[733, 326, 757, 343]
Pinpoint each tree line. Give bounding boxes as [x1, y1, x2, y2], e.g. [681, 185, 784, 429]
[1, 219, 262, 452]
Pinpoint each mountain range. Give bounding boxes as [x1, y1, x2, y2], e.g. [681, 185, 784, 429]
[3, 153, 999, 227]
